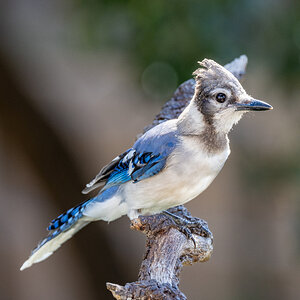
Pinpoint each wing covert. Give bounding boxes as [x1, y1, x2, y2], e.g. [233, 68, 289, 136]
[81, 149, 133, 194]
[82, 149, 167, 194]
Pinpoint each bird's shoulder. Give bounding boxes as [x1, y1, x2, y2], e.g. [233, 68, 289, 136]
[134, 119, 178, 154]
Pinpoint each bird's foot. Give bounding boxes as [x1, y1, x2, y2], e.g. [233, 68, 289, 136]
[162, 210, 212, 247]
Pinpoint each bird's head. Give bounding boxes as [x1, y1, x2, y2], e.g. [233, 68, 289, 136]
[192, 59, 272, 134]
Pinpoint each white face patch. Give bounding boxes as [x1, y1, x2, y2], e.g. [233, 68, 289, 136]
[214, 108, 245, 133]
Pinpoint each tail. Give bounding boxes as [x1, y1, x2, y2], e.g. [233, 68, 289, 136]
[20, 201, 91, 271]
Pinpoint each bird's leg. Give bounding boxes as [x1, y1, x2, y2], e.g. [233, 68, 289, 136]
[162, 210, 212, 247]
[162, 210, 197, 248]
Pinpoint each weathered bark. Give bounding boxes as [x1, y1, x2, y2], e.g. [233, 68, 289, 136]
[107, 206, 213, 300]
[107, 55, 248, 299]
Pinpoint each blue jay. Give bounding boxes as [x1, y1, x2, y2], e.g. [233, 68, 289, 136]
[20, 59, 272, 270]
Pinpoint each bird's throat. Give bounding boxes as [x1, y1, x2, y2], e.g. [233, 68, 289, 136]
[198, 124, 228, 154]
[177, 101, 229, 154]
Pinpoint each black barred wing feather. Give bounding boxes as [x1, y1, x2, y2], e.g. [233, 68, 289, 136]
[82, 149, 133, 194]
[82, 149, 167, 194]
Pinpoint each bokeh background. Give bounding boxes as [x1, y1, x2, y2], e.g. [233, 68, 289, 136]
[0, 0, 299, 299]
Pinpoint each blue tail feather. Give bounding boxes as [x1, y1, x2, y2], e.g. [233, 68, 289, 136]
[31, 200, 92, 255]
[47, 201, 89, 231]
[20, 200, 93, 270]
[21, 192, 119, 270]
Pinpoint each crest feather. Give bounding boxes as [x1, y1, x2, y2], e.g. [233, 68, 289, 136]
[192, 58, 236, 85]
[193, 59, 223, 78]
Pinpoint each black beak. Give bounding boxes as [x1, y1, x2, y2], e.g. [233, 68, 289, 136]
[235, 98, 273, 111]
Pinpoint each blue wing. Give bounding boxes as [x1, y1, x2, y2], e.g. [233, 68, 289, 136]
[82, 120, 178, 194]
[103, 150, 167, 190]
[82, 149, 168, 194]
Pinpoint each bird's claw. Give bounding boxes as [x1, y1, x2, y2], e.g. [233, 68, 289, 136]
[162, 210, 212, 247]
[178, 226, 197, 248]
[195, 223, 212, 239]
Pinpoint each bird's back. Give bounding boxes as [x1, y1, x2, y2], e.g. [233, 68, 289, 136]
[134, 119, 179, 155]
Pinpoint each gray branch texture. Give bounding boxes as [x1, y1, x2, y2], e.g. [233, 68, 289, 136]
[107, 55, 248, 300]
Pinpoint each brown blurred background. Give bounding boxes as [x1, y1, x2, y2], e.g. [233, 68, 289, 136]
[0, 0, 299, 299]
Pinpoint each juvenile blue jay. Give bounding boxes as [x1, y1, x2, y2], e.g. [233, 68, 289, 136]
[20, 59, 272, 270]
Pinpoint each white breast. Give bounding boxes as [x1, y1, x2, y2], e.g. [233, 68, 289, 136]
[123, 136, 230, 215]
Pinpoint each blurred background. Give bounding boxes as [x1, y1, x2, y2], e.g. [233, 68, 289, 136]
[0, 0, 299, 299]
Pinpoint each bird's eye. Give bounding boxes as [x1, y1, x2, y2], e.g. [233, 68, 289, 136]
[216, 93, 226, 103]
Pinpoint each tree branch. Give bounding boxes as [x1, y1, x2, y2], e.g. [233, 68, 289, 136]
[107, 55, 248, 299]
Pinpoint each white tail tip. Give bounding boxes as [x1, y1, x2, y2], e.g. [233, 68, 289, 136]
[19, 217, 90, 271]
[20, 261, 31, 271]
[20, 251, 52, 271]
